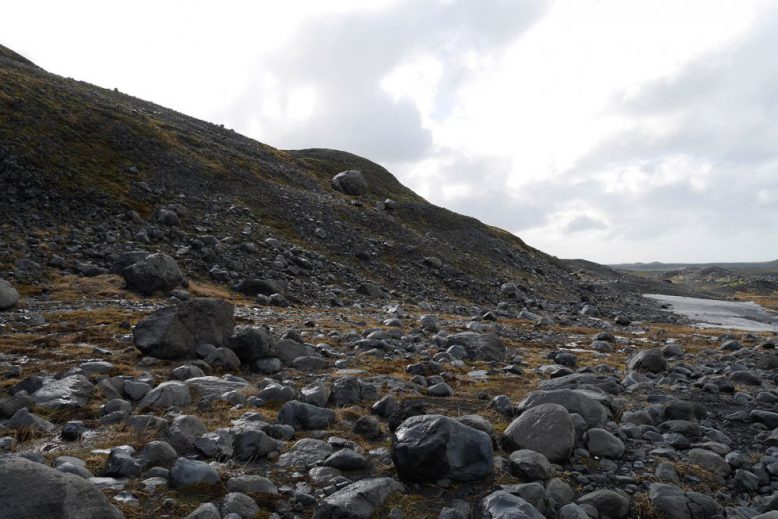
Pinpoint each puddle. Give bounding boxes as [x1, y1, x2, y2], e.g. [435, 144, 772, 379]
[644, 294, 778, 332]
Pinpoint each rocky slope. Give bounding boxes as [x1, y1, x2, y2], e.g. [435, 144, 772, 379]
[0, 43, 646, 315]
[3, 44, 778, 519]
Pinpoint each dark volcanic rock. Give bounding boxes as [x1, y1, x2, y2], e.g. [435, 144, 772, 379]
[0, 278, 20, 310]
[392, 414, 493, 483]
[331, 169, 368, 195]
[446, 332, 506, 362]
[313, 477, 404, 519]
[0, 456, 123, 518]
[122, 252, 184, 295]
[133, 298, 234, 359]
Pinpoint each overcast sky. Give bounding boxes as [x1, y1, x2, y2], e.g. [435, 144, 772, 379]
[4, 0, 778, 263]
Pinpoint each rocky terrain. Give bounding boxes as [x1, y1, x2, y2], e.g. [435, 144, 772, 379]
[2, 44, 778, 519]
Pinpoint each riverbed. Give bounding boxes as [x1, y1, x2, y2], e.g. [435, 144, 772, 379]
[644, 294, 778, 332]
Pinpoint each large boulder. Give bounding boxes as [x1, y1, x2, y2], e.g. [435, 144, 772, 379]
[0, 456, 123, 518]
[502, 403, 574, 463]
[0, 279, 20, 310]
[331, 170, 368, 196]
[446, 332, 506, 362]
[122, 252, 183, 295]
[133, 298, 234, 359]
[313, 477, 404, 519]
[517, 389, 609, 429]
[392, 414, 494, 483]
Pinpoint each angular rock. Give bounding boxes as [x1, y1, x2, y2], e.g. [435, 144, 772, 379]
[227, 327, 274, 363]
[133, 298, 234, 359]
[446, 332, 506, 362]
[32, 375, 94, 410]
[627, 349, 667, 373]
[278, 400, 336, 430]
[313, 477, 403, 519]
[277, 438, 333, 468]
[648, 483, 722, 519]
[137, 381, 191, 411]
[392, 414, 494, 483]
[480, 490, 545, 519]
[331, 169, 368, 196]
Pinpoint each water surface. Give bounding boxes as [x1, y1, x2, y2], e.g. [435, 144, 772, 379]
[644, 294, 778, 332]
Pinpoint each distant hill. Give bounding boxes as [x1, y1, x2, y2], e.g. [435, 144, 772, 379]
[611, 260, 778, 274]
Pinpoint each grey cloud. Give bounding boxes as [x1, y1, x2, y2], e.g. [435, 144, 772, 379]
[564, 215, 607, 234]
[223, 0, 549, 163]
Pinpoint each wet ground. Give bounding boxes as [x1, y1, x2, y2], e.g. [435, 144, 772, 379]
[644, 293, 778, 332]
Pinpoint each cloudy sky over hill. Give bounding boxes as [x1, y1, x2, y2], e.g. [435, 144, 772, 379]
[4, 0, 777, 262]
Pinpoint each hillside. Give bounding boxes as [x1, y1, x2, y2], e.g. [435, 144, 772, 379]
[0, 43, 598, 310]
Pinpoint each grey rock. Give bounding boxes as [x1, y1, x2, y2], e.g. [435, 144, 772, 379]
[0, 456, 123, 518]
[227, 327, 274, 363]
[331, 169, 368, 196]
[185, 376, 251, 399]
[688, 448, 730, 477]
[313, 477, 404, 519]
[122, 252, 183, 295]
[233, 426, 279, 461]
[517, 389, 609, 429]
[508, 449, 555, 481]
[301, 379, 330, 408]
[226, 475, 278, 494]
[195, 429, 234, 460]
[137, 381, 191, 411]
[32, 375, 94, 410]
[446, 332, 506, 362]
[331, 377, 378, 407]
[169, 458, 219, 488]
[392, 414, 494, 483]
[133, 298, 235, 359]
[220, 492, 259, 518]
[184, 503, 221, 519]
[278, 400, 337, 430]
[479, 490, 545, 519]
[585, 428, 625, 459]
[104, 445, 143, 478]
[502, 403, 575, 463]
[324, 448, 369, 471]
[648, 483, 722, 519]
[277, 438, 333, 468]
[627, 348, 667, 373]
[0, 279, 20, 310]
[577, 489, 630, 518]
[7, 407, 56, 433]
[204, 347, 241, 371]
[167, 415, 207, 454]
[138, 441, 178, 468]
